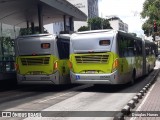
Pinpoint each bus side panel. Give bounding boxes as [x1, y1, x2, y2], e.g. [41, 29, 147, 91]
[58, 59, 70, 84]
[118, 57, 133, 84]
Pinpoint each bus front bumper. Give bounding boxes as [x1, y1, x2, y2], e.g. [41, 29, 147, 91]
[70, 70, 120, 84]
[17, 71, 60, 84]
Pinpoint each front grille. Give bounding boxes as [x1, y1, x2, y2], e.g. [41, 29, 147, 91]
[21, 57, 50, 65]
[75, 54, 109, 63]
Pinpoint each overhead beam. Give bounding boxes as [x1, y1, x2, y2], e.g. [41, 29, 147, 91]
[40, 0, 87, 21]
[38, 3, 43, 33]
[69, 16, 74, 31]
[63, 15, 66, 32]
[31, 22, 35, 34]
[0, 0, 87, 27]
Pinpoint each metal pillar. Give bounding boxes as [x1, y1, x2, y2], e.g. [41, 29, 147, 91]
[0, 22, 3, 60]
[31, 22, 35, 34]
[38, 3, 43, 33]
[63, 15, 66, 32]
[27, 21, 29, 34]
[0, 22, 4, 57]
[13, 26, 16, 38]
[69, 17, 74, 31]
[27, 21, 29, 29]
[0, 22, 2, 36]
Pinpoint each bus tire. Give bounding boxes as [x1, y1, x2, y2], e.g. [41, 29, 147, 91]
[146, 65, 149, 76]
[130, 70, 136, 85]
[148, 65, 150, 74]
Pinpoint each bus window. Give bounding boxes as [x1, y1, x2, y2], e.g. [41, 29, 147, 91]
[123, 37, 128, 57]
[145, 45, 149, 56]
[135, 40, 142, 56]
[128, 39, 134, 57]
[57, 38, 70, 59]
[118, 35, 128, 57]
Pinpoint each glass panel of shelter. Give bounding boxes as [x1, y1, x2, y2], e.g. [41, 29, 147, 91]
[0, 23, 20, 72]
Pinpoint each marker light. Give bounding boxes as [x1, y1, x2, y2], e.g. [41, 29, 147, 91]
[14, 63, 19, 70]
[54, 61, 58, 70]
[68, 61, 72, 69]
[112, 59, 119, 72]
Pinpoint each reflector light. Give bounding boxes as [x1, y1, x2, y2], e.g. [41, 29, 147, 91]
[41, 43, 50, 49]
[99, 40, 110, 46]
[14, 63, 19, 70]
[68, 61, 72, 69]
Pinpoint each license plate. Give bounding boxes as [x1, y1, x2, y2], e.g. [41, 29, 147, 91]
[86, 71, 95, 74]
[26, 77, 35, 80]
[41, 77, 50, 80]
[32, 71, 41, 75]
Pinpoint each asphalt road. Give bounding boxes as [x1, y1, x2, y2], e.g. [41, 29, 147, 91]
[0, 61, 159, 120]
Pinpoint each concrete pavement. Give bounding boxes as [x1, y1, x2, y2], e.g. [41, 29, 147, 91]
[129, 60, 160, 120]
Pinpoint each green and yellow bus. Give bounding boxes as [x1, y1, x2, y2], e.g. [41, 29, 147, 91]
[69, 30, 156, 84]
[15, 34, 70, 84]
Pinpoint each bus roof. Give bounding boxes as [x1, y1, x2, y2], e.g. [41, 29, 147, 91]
[74, 29, 115, 34]
[70, 29, 144, 43]
[71, 29, 142, 40]
[17, 34, 55, 39]
[58, 34, 71, 39]
[15, 34, 56, 56]
[72, 29, 138, 37]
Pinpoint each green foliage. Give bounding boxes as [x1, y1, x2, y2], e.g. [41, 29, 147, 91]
[129, 33, 137, 37]
[19, 28, 31, 35]
[142, 20, 153, 36]
[141, 0, 160, 36]
[77, 17, 112, 31]
[88, 17, 112, 30]
[77, 26, 89, 32]
[19, 27, 48, 35]
[0, 37, 14, 57]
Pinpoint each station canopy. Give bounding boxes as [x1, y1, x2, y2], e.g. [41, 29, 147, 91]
[0, 0, 87, 27]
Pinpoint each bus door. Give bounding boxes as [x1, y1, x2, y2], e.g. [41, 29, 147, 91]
[118, 35, 130, 75]
[57, 36, 70, 82]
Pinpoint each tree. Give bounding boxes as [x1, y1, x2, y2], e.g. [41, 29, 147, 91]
[78, 26, 89, 32]
[19, 27, 48, 35]
[141, 0, 160, 36]
[102, 19, 112, 29]
[130, 33, 137, 37]
[77, 17, 112, 31]
[88, 17, 112, 30]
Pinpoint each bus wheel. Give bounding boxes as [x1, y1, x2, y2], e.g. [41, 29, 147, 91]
[130, 70, 136, 85]
[148, 65, 150, 74]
